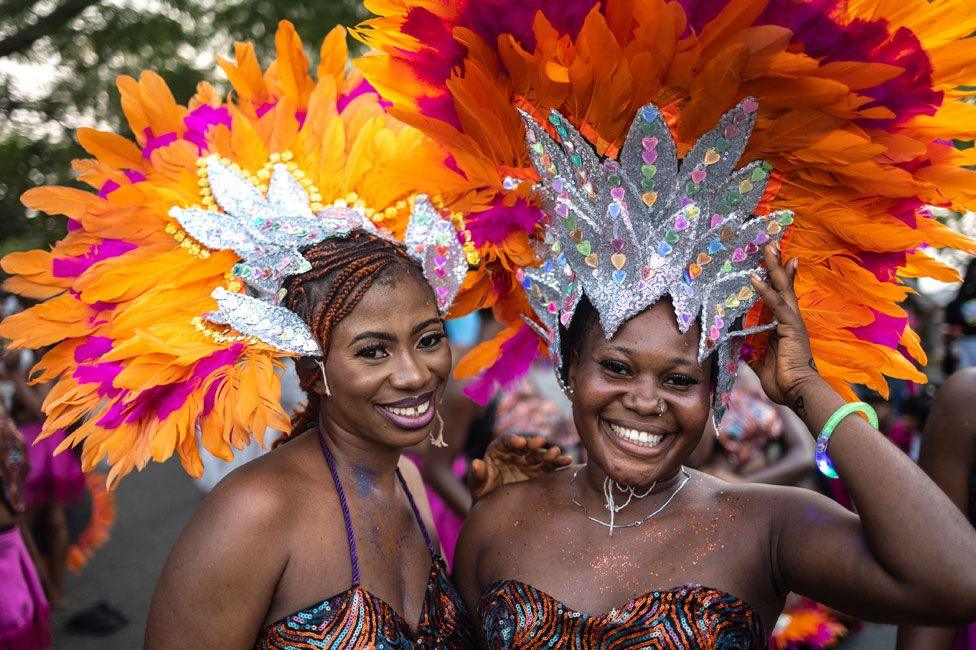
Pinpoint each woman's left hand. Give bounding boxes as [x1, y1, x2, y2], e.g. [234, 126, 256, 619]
[749, 242, 821, 406]
[468, 434, 572, 502]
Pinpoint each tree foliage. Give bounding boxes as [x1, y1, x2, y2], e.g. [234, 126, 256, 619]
[0, 0, 366, 254]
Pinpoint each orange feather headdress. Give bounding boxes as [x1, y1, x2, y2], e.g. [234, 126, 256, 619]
[354, 0, 976, 401]
[0, 21, 472, 485]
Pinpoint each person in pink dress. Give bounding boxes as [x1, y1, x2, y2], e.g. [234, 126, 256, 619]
[0, 343, 83, 608]
[0, 402, 50, 650]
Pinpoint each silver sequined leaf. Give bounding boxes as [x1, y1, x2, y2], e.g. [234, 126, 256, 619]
[233, 250, 312, 297]
[404, 195, 467, 314]
[206, 287, 321, 356]
[177, 158, 468, 356]
[518, 97, 791, 423]
[169, 206, 271, 258]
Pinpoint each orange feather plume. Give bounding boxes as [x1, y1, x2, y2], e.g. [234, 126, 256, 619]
[355, 0, 976, 398]
[0, 21, 469, 485]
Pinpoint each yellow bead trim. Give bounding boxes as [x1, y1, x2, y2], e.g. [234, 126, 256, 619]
[191, 316, 257, 345]
[178, 155, 484, 268]
[172, 151, 333, 260]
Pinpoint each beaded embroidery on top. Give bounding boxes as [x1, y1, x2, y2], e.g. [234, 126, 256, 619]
[517, 98, 793, 420]
[171, 156, 468, 357]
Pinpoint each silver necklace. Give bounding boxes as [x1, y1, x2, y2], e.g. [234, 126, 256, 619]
[570, 465, 691, 536]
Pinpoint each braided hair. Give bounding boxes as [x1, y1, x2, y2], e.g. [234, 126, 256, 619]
[278, 230, 424, 442]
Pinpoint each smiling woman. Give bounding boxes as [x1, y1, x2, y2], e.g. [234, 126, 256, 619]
[449, 69, 976, 650]
[562, 297, 712, 489]
[278, 231, 451, 447]
[456, 245, 976, 648]
[146, 229, 478, 648]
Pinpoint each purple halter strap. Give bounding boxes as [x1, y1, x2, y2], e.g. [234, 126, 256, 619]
[317, 434, 436, 587]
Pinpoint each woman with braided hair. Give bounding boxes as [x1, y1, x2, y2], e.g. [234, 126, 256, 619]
[146, 228, 568, 648]
[277, 231, 428, 443]
[144, 230, 471, 648]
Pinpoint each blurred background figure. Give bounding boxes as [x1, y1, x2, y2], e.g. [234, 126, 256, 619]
[0, 297, 81, 611]
[0, 401, 50, 649]
[0, 297, 123, 640]
[898, 368, 976, 650]
[944, 260, 976, 373]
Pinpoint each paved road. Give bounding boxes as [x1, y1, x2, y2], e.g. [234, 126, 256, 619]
[49, 458, 895, 648]
[51, 459, 202, 649]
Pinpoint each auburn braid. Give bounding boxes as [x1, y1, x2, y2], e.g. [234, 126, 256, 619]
[277, 230, 419, 442]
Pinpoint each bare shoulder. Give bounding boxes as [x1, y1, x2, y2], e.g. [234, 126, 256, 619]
[469, 464, 569, 527]
[180, 445, 305, 559]
[187, 433, 343, 556]
[690, 469, 850, 527]
[147, 438, 320, 647]
[207, 441, 306, 519]
[455, 466, 568, 591]
[461, 467, 573, 561]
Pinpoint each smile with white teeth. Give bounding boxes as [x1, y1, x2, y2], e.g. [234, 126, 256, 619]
[384, 400, 431, 418]
[608, 422, 664, 448]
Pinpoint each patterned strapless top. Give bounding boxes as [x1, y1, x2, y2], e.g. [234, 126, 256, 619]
[479, 580, 765, 649]
[257, 554, 473, 649]
[256, 436, 474, 648]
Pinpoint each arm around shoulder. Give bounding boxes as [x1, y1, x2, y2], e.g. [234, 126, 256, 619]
[145, 465, 290, 649]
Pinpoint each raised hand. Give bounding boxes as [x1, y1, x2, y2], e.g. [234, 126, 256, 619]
[749, 242, 821, 407]
[468, 434, 572, 502]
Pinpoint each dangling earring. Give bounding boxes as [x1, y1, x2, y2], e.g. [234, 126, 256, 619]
[711, 410, 720, 438]
[317, 359, 332, 397]
[429, 412, 447, 447]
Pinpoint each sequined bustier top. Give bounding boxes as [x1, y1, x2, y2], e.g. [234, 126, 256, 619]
[479, 580, 765, 649]
[256, 437, 474, 649]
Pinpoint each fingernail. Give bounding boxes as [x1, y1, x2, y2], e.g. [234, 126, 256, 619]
[792, 258, 799, 270]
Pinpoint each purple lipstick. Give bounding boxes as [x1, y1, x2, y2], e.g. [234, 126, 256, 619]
[375, 391, 436, 430]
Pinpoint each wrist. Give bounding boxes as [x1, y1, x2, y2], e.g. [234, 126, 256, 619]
[815, 401, 879, 479]
[784, 373, 845, 434]
[784, 371, 826, 407]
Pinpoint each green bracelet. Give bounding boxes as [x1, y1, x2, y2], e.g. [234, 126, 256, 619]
[815, 401, 879, 478]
